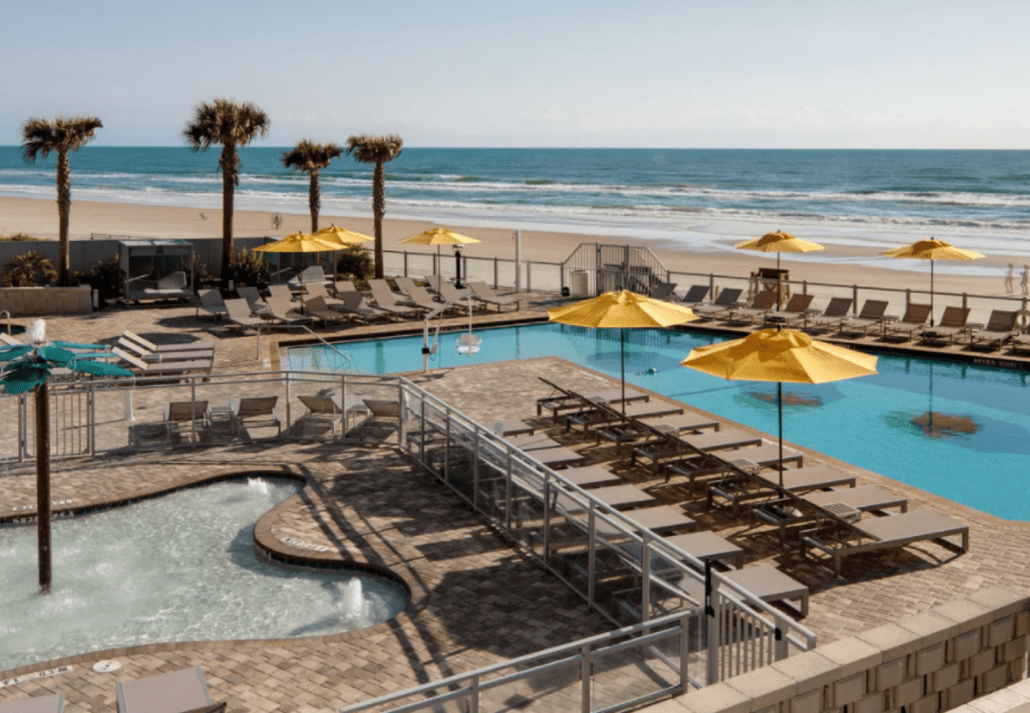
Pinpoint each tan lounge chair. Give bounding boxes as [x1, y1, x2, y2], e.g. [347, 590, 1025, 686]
[266, 284, 294, 301]
[235, 285, 271, 316]
[881, 303, 932, 341]
[297, 393, 344, 437]
[692, 288, 744, 320]
[838, 299, 889, 336]
[917, 306, 971, 345]
[649, 281, 677, 300]
[224, 298, 272, 333]
[164, 400, 209, 439]
[336, 291, 392, 324]
[265, 295, 313, 325]
[123, 331, 214, 353]
[801, 297, 853, 332]
[0, 692, 64, 713]
[469, 281, 520, 312]
[117, 666, 225, 713]
[116, 337, 214, 365]
[969, 310, 1019, 351]
[675, 284, 710, 305]
[395, 276, 460, 315]
[232, 396, 281, 436]
[115, 347, 213, 376]
[755, 484, 907, 543]
[719, 565, 809, 617]
[801, 510, 968, 576]
[304, 295, 349, 326]
[303, 282, 344, 309]
[197, 288, 227, 319]
[724, 290, 777, 324]
[564, 399, 684, 434]
[765, 293, 814, 326]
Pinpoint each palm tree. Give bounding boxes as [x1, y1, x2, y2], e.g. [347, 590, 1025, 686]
[282, 140, 343, 233]
[345, 134, 403, 279]
[183, 99, 270, 288]
[21, 116, 103, 285]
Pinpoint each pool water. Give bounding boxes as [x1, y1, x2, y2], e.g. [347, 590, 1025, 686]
[0, 478, 408, 672]
[290, 324, 1030, 521]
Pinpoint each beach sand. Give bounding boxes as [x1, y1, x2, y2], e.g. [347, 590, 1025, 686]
[0, 195, 1022, 299]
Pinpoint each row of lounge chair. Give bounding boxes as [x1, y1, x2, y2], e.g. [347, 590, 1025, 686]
[0, 666, 224, 713]
[660, 282, 1026, 352]
[113, 330, 214, 376]
[527, 380, 968, 584]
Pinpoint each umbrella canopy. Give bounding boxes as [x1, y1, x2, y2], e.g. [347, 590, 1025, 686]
[549, 290, 697, 411]
[735, 230, 824, 309]
[314, 225, 374, 246]
[681, 328, 877, 484]
[399, 228, 481, 247]
[881, 238, 984, 326]
[252, 232, 342, 253]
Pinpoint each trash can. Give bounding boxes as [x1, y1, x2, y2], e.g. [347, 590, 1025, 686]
[570, 270, 590, 298]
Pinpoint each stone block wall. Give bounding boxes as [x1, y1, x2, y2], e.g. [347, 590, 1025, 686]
[0, 286, 93, 316]
[655, 587, 1029, 713]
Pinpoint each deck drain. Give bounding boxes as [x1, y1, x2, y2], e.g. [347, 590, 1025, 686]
[282, 536, 331, 552]
[92, 660, 122, 673]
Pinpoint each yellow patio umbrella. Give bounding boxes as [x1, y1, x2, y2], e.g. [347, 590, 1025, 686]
[881, 238, 984, 327]
[313, 225, 374, 246]
[549, 290, 698, 412]
[399, 228, 482, 287]
[252, 231, 343, 277]
[735, 230, 824, 309]
[681, 328, 878, 485]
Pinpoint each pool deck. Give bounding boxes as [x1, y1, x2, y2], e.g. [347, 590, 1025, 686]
[1, 295, 1030, 713]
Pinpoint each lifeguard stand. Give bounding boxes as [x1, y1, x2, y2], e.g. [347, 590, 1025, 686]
[749, 267, 790, 308]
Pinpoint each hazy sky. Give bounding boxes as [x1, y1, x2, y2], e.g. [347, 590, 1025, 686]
[2, 0, 1029, 148]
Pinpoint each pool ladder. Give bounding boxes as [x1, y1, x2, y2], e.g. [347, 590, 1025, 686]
[295, 326, 360, 374]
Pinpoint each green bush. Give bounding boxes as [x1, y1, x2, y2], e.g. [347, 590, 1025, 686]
[2, 251, 58, 287]
[191, 255, 214, 289]
[0, 233, 46, 242]
[335, 245, 374, 281]
[229, 249, 270, 290]
[73, 254, 124, 307]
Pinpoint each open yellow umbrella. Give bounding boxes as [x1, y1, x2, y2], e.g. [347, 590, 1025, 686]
[400, 228, 481, 287]
[735, 230, 824, 309]
[549, 290, 698, 412]
[252, 231, 343, 278]
[881, 238, 984, 326]
[314, 225, 374, 246]
[681, 328, 877, 484]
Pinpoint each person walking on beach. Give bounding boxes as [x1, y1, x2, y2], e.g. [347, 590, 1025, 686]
[1022, 265, 1029, 297]
[1005, 263, 1015, 293]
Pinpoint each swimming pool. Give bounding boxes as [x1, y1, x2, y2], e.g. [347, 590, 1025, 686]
[0, 478, 409, 672]
[290, 324, 1030, 521]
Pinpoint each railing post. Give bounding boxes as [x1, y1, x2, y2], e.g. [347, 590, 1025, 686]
[505, 447, 513, 532]
[680, 613, 691, 691]
[542, 474, 551, 561]
[89, 381, 96, 457]
[18, 394, 26, 462]
[852, 285, 859, 315]
[802, 280, 807, 296]
[190, 376, 197, 443]
[472, 424, 480, 508]
[470, 674, 480, 713]
[962, 293, 968, 311]
[581, 643, 592, 713]
[403, 251, 408, 278]
[587, 507, 596, 603]
[285, 373, 292, 433]
[527, 262, 533, 292]
[444, 408, 451, 485]
[493, 257, 498, 288]
[775, 615, 789, 660]
[706, 562, 719, 685]
[641, 531, 651, 623]
[397, 381, 406, 448]
[906, 288, 911, 309]
[709, 273, 715, 300]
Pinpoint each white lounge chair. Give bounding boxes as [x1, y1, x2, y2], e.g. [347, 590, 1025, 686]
[117, 666, 225, 713]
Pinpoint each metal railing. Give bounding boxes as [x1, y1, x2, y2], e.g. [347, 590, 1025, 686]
[378, 249, 563, 294]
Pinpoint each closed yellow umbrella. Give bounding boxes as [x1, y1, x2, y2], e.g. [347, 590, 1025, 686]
[881, 238, 985, 326]
[549, 290, 698, 411]
[735, 230, 824, 309]
[681, 328, 877, 484]
[400, 228, 482, 287]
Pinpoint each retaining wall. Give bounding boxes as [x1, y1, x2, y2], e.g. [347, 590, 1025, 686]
[0, 286, 93, 316]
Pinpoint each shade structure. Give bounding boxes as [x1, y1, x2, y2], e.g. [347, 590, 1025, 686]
[549, 290, 698, 411]
[881, 238, 985, 327]
[400, 228, 482, 284]
[252, 232, 342, 253]
[313, 225, 374, 246]
[680, 328, 877, 484]
[735, 230, 824, 308]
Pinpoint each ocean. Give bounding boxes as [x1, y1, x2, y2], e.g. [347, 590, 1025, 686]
[1, 147, 1028, 267]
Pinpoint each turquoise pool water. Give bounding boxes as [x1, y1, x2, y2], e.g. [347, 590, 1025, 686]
[289, 324, 1030, 521]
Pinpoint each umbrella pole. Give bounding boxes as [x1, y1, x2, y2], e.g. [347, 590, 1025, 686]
[620, 328, 626, 414]
[930, 259, 935, 327]
[777, 381, 784, 488]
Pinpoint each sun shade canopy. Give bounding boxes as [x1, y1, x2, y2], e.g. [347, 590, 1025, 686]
[252, 232, 341, 253]
[880, 238, 984, 261]
[735, 230, 824, 254]
[399, 228, 481, 246]
[548, 289, 698, 329]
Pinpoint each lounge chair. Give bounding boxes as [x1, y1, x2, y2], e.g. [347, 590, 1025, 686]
[232, 396, 281, 436]
[631, 427, 764, 477]
[763, 293, 814, 326]
[303, 282, 344, 309]
[0, 693, 65, 713]
[595, 412, 720, 454]
[233, 285, 271, 317]
[801, 510, 968, 576]
[115, 347, 213, 376]
[163, 400, 209, 439]
[692, 288, 744, 320]
[468, 281, 521, 312]
[537, 386, 649, 423]
[664, 530, 745, 569]
[917, 306, 971, 345]
[649, 281, 677, 300]
[116, 666, 226, 713]
[665, 443, 804, 483]
[395, 276, 460, 315]
[116, 336, 215, 365]
[267, 284, 294, 302]
[123, 331, 214, 354]
[335, 291, 392, 324]
[707, 464, 857, 516]
[719, 565, 809, 617]
[332, 278, 359, 296]
[224, 298, 272, 333]
[265, 295, 313, 325]
[287, 265, 330, 290]
[197, 288, 227, 319]
[368, 279, 421, 317]
[968, 310, 1019, 351]
[676, 284, 710, 305]
[597, 504, 697, 536]
[362, 398, 402, 425]
[881, 303, 932, 341]
[564, 399, 684, 434]
[755, 485, 907, 544]
[304, 295, 349, 325]
[838, 299, 889, 336]
[438, 280, 477, 306]
[1009, 333, 1030, 356]
[801, 297, 854, 332]
[297, 393, 345, 437]
[724, 290, 778, 325]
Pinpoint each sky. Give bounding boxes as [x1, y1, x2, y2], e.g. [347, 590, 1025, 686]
[2, 0, 1029, 149]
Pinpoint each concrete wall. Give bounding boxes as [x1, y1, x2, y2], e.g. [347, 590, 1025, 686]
[0, 286, 93, 316]
[653, 587, 1030, 713]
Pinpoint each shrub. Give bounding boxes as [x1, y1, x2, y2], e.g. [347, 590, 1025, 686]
[73, 254, 124, 307]
[191, 255, 214, 289]
[0, 233, 46, 242]
[2, 251, 58, 287]
[335, 245, 374, 281]
[229, 249, 270, 290]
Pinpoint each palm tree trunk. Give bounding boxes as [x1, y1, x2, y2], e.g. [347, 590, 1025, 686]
[220, 145, 237, 290]
[372, 160, 385, 279]
[56, 152, 71, 286]
[309, 171, 320, 233]
[36, 380, 52, 594]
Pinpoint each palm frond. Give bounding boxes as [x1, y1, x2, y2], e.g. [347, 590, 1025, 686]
[183, 98, 270, 152]
[282, 140, 344, 174]
[345, 134, 404, 164]
[22, 116, 103, 162]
